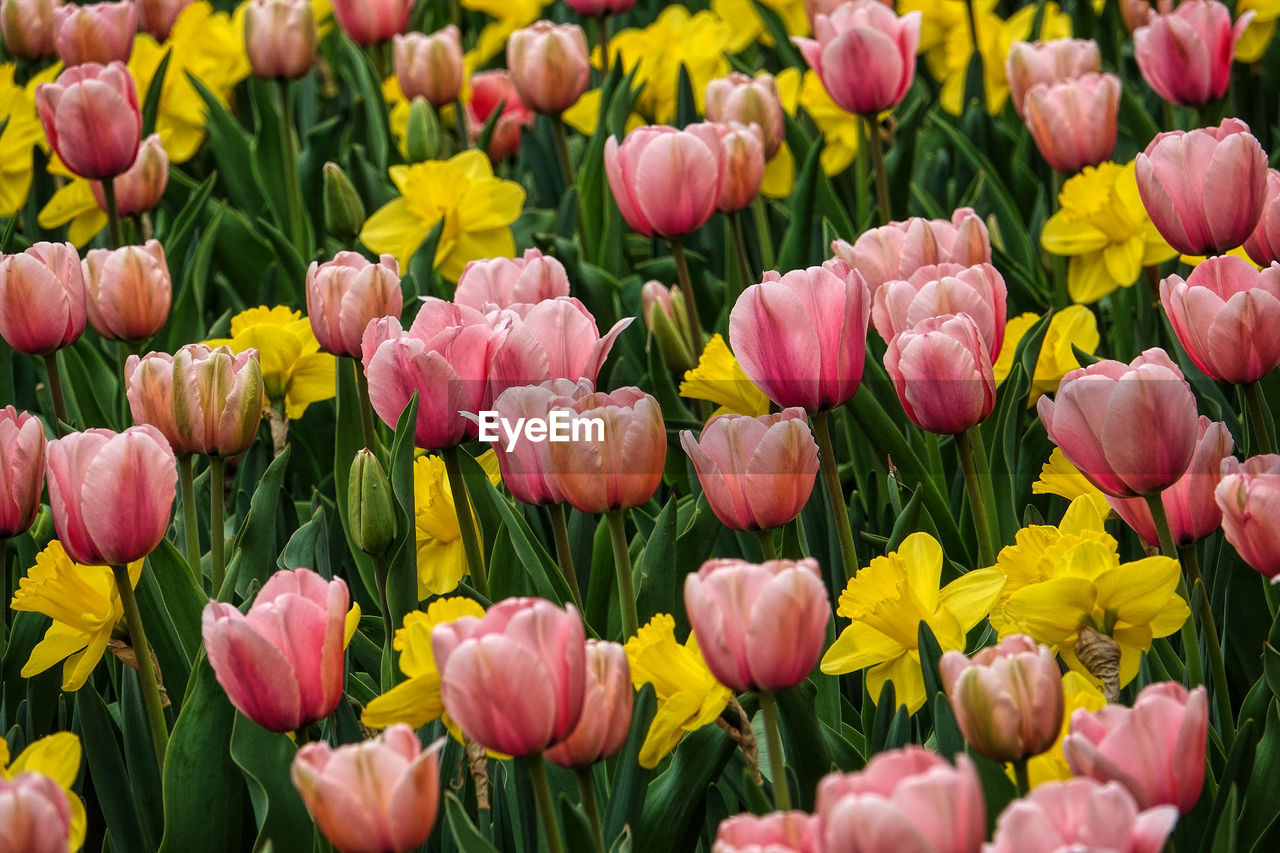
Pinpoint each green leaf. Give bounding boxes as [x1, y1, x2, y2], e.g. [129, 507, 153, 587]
[186, 74, 261, 217]
[77, 684, 149, 853]
[446, 791, 501, 853]
[222, 446, 292, 599]
[776, 682, 835, 810]
[333, 358, 378, 606]
[386, 394, 423, 631]
[776, 142, 822, 272]
[134, 539, 206, 708]
[634, 496, 679, 627]
[635, 723, 737, 851]
[141, 49, 172, 138]
[603, 684, 657, 846]
[1201, 718, 1258, 853]
[230, 715, 313, 853]
[335, 36, 390, 172]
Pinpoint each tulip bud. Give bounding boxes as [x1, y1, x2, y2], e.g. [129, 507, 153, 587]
[36, 61, 142, 181]
[507, 21, 591, 116]
[0, 406, 47, 539]
[1005, 38, 1102, 116]
[322, 162, 366, 243]
[349, 448, 396, 556]
[82, 240, 172, 343]
[0, 241, 87, 356]
[641, 281, 696, 371]
[244, 0, 317, 81]
[0, 772, 74, 853]
[545, 640, 634, 768]
[705, 72, 785, 159]
[884, 313, 997, 435]
[714, 122, 766, 214]
[1216, 454, 1280, 581]
[137, 0, 192, 41]
[406, 96, 443, 163]
[306, 252, 402, 358]
[1022, 73, 1121, 174]
[53, 0, 135, 66]
[393, 26, 464, 109]
[90, 133, 168, 217]
[0, 0, 61, 60]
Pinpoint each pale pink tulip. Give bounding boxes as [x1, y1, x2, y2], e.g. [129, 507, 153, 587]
[394, 26, 464, 108]
[545, 640, 633, 768]
[330, 0, 411, 45]
[82, 240, 171, 342]
[873, 262, 1007, 358]
[90, 133, 168, 217]
[1245, 170, 1280, 266]
[53, 0, 135, 66]
[244, 0, 317, 81]
[715, 122, 766, 213]
[831, 208, 991, 298]
[136, 0, 191, 40]
[985, 779, 1177, 853]
[0, 772, 73, 853]
[605, 123, 724, 238]
[0, 241, 86, 356]
[36, 61, 141, 180]
[507, 21, 591, 115]
[0, 407, 46, 538]
[1005, 38, 1102, 116]
[712, 811, 823, 853]
[0, 0, 62, 59]
[455, 248, 570, 311]
[705, 72, 786, 159]
[1022, 73, 1120, 174]
[306, 252, 402, 358]
[885, 313, 996, 435]
[486, 296, 631, 399]
[793, 0, 921, 116]
[483, 379, 594, 506]
[1215, 454, 1280, 580]
[1134, 0, 1251, 107]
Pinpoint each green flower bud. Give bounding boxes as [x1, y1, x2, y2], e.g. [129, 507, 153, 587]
[349, 449, 395, 557]
[406, 96, 443, 164]
[323, 161, 366, 243]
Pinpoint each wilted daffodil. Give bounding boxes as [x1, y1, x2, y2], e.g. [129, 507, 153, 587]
[1024, 671, 1106, 789]
[680, 334, 770, 418]
[994, 306, 1100, 403]
[822, 532, 1006, 715]
[625, 613, 732, 769]
[206, 306, 335, 420]
[1032, 448, 1111, 518]
[1, 731, 87, 851]
[11, 541, 143, 692]
[414, 450, 501, 598]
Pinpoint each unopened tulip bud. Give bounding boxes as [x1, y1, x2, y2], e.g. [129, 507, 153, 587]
[0, 772, 74, 853]
[705, 72, 786, 159]
[1216, 454, 1280, 581]
[1, 0, 62, 59]
[884, 313, 997, 435]
[507, 21, 591, 116]
[91, 133, 167, 217]
[349, 449, 396, 557]
[0, 407, 47, 539]
[1005, 38, 1101, 116]
[331, 0, 412, 46]
[405, 96, 443, 162]
[0, 241, 87, 356]
[244, 0, 317, 81]
[36, 61, 142, 181]
[82, 240, 171, 343]
[715, 122, 766, 213]
[53, 0, 135, 66]
[1023, 73, 1120, 174]
[322, 162, 366, 243]
[642, 281, 696, 371]
[137, 0, 191, 40]
[393, 26, 464, 109]
[545, 640, 633, 768]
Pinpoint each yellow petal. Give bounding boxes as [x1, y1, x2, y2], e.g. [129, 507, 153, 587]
[9, 732, 81, 788]
[361, 674, 443, 729]
[638, 690, 703, 769]
[821, 620, 905, 675]
[1041, 214, 1110, 257]
[865, 651, 927, 714]
[761, 143, 796, 199]
[1002, 576, 1097, 643]
[1066, 251, 1119, 304]
[938, 567, 1006, 631]
[284, 351, 337, 419]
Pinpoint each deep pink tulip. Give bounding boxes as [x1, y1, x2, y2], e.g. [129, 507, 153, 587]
[605, 123, 724, 238]
[1005, 38, 1102, 116]
[203, 568, 348, 732]
[705, 72, 786, 160]
[885, 313, 996, 435]
[0, 0, 62, 60]
[82, 240, 171, 342]
[330, 0, 411, 45]
[872, 262, 1007, 358]
[53, 0, 135, 66]
[36, 61, 141, 180]
[1109, 417, 1233, 547]
[939, 634, 1063, 764]
[545, 387, 666, 513]
[685, 557, 830, 693]
[565, 0, 635, 13]
[136, 0, 191, 40]
[393, 26, 463, 109]
[466, 70, 535, 163]
[0, 407, 46, 538]
[483, 378, 594, 506]
[0, 772, 73, 853]
[986, 779, 1178, 853]
[1136, 118, 1269, 256]
[244, 0, 317, 81]
[90, 133, 167, 217]
[714, 122, 766, 213]
[545, 640, 633, 768]
[46, 425, 176, 565]
[1245, 170, 1280, 266]
[1215, 454, 1280, 580]
[1134, 0, 1251, 107]
[1064, 682, 1208, 814]
[292, 726, 443, 853]
[793, 0, 921, 116]
[680, 408, 819, 532]
[712, 811, 823, 853]
[0, 241, 86, 356]
[454, 248, 570, 311]
[1037, 349, 1199, 498]
[486, 296, 631, 399]
[306, 252, 402, 358]
[432, 597, 586, 756]
[507, 21, 591, 116]
[831, 208, 991, 299]
[816, 747, 986, 853]
[729, 261, 871, 412]
[1023, 73, 1120, 174]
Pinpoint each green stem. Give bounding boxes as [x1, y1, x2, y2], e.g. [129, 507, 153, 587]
[372, 551, 393, 655]
[728, 210, 753, 310]
[595, 16, 610, 80]
[112, 562, 168, 770]
[1144, 493, 1204, 689]
[525, 753, 566, 853]
[757, 528, 777, 561]
[864, 116, 892, 224]
[553, 118, 589, 253]
[354, 359, 379, 452]
[812, 409, 859, 581]
[758, 691, 791, 810]
[102, 177, 124, 249]
[178, 454, 202, 585]
[575, 767, 606, 853]
[41, 353, 70, 432]
[956, 429, 996, 567]
[210, 456, 226, 597]
[751, 197, 775, 271]
[1013, 758, 1031, 797]
[549, 503, 583, 609]
[669, 238, 705, 357]
[278, 79, 309, 259]
[606, 509, 639, 639]
[454, 96, 470, 151]
[964, 0, 985, 108]
[1243, 381, 1276, 456]
[965, 426, 1001, 565]
[1180, 543, 1234, 749]
[442, 445, 488, 600]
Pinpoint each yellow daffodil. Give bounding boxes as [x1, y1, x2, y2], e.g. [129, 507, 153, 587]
[798, 69, 864, 176]
[1032, 448, 1112, 518]
[10, 541, 143, 692]
[1023, 671, 1106, 788]
[761, 67, 801, 197]
[990, 496, 1189, 689]
[1236, 0, 1280, 62]
[2, 731, 86, 851]
[413, 450, 501, 598]
[360, 150, 526, 280]
[711, 0, 809, 52]
[679, 334, 770, 418]
[37, 156, 108, 248]
[0, 65, 48, 217]
[625, 613, 732, 769]
[822, 532, 1005, 714]
[1041, 160, 1179, 304]
[206, 306, 335, 419]
[993, 306, 1100, 403]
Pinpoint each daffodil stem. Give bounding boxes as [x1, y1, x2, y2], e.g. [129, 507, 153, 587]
[526, 753, 566, 853]
[757, 528, 777, 561]
[442, 445, 489, 600]
[956, 428, 997, 568]
[813, 409, 859, 582]
[210, 456, 226, 597]
[178, 455, 202, 584]
[549, 503, 583, 609]
[1144, 494, 1204, 691]
[670, 238, 705, 358]
[278, 79, 310, 260]
[864, 116, 892, 225]
[575, 767, 606, 853]
[552, 118, 589, 254]
[42, 353, 70, 432]
[1013, 759, 1031, 797]
[113, 562, 168, 770]
[606, 509, 639, 639]
[729, 211, 753, 308]
[102, 177, 124, 249]
[1243, 381, 1275, 456]
[354, 360, 379, 452]
[1179, 541, 1234, 748]
[759, 691, 791, 811]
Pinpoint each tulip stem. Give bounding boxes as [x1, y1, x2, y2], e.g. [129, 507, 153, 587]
[353, 360, 379, 452]
[442, 445, 489, 600]
[729, 210, 753, 309]
[1243, 381, 1275, 456]
[757, 529, 777, 561]
[669, 238, 706, 358]
[41, 353, 70, 433]
[549, 503, 583, 609]
[1178, 541, 1234, 749]
[957, 428, 997, 568]
[813, 409, 860, 582]
[1012, 758, 1031, 797]
[525, 753, 567, 853]
[594, 17, 610, 80]
[372, 551, 393, 657]
[277, 79, 310, 260]
[102, 177, 124, 249]
[1144, 494, 1205, 692]
[552, 118, 589, 254]
[210, 456, 226, 597]
[178, 455, 203, 583]
[863, 116, 892, 225]
[112, 562, 168, 770]
[606, 509, 639, 638]
[575, 767, 606, 853]
[751, 198, 775, 271]
[758, 691, 791, 811]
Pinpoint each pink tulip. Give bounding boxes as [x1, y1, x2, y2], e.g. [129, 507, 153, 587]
[565, 0, 635, 13]
[1063, 682, 1208, 814]
[816, 747, 986, 853]
[545, 387, 666, 513]
[793, 0, 921, 116]
[1109, 417, 1233, 547]
[872, 262, 1007, 358]
[454, 248, 570, 311]
[545, 640, 634, 768]
[136, 0, 191, 40]
[90, 133, 168, 217]
[831, 208, 991, 299]
[1005, 38, 1102, 116]
[46, 425, 177, 565]
[1121, 0, 1173, 34]
[885, 313, 996, 435]
[712, 811, 823, 853]
[0, 241, 86, 356]
[1037, 348, 1199, 498]
[82, 240, 171, 342]
[730, 261, 871, 412]
[714, 122, 766, 213]
[0, 407, 46, 538]
[486, 296, 632, 399]
[203, 568, 348, 732]
[507, 21, 591, 116]
[483, 379, 594, 506]
[680, 408, 819, 532]
[432, 597, 586, 756]
[330, 0, 411, 45]
[0, 772, 73, 853]
[605, 123, 724, 238]
[705, 72, 786, 160]
[0, 0, 62, 60]
[1245, 169, 1280, 267]
[1215, 454, 1280, 580]
[244, 0, 317, 81]
[986, 779, 1177, 853]
[1136, 118, 1269, 256]
[36, 61, 141, 180]
[1134, 0, 1251, 107]
[466, 70, 535, 163]
[292, 725, 443, 853]
[393, 26, 464, 109]
[53, 0, 135, 66]
[306, 252, 402, 358]
[1022, 73, 1120, 174]
[939, 634, 1063, 764]
[685, 557, 830, 692]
